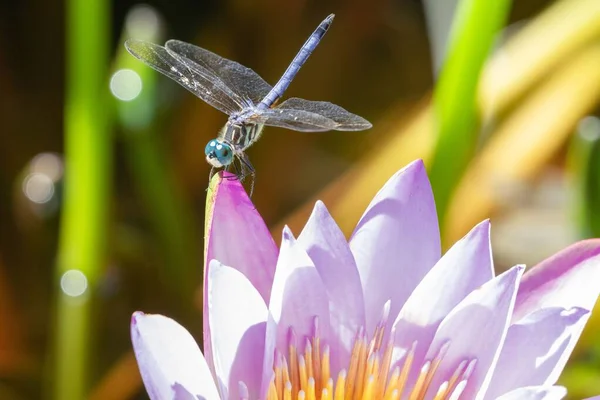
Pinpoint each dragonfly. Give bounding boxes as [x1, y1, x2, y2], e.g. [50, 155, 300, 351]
[125, 14, 372, 195]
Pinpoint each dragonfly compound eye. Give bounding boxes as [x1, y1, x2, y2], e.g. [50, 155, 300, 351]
[205, 139, 233, 168]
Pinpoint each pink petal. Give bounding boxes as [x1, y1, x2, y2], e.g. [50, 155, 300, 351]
[130, 312, 220, 400]
[207, 260, 269, 399]
[205, 172, 278, 304]
[391, 220, 494, 383]
[269, 227, 331, 358]
[349, 160, 441, 335]
[204, 173, 278, 378]
[495, 386, 567, 400]
[514, 239, 600, 321]
[297, 201, 365, 372]
[422, 266, 524, 399]
[485, 307, 589, 399]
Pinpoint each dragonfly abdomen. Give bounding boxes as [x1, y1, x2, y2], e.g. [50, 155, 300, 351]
[257, 14, 334, 110]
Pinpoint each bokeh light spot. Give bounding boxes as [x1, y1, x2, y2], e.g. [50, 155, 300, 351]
[60, 270, 88, 297]
[23, 173, 55, 204]
[578, 116, 600, 142]
[30, 152, 63, 181]
[110, 69, 143, 101]
[125, 4, 161, 39]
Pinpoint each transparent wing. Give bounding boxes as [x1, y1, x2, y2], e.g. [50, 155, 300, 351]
[125, 39, 245, 115]
[253, 98, 372, 132]
[165, 40, 273, 106]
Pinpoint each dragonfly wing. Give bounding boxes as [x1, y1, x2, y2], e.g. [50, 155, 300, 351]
[254, 97, 372, 132]
[278, 98, 372, 130]
[125, 39, 245, 115]
[166, 40, 273, 105]
[253, 108, 339, 132]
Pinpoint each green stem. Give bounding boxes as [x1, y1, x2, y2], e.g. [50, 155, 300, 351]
[428, 0, 512, 230]
[568, 116, 600, 238]
[53, 0, 111, 397]
[115, 12, 198, 313]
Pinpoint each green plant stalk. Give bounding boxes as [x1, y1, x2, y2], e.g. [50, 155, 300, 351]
[115, 33, 198, 312]
[53, 0, 111, 397]
[568, 117, 600, 238]
[428, 0, 512, 231]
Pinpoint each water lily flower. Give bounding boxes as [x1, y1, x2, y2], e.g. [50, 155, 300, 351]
[131, 160, 600, 400]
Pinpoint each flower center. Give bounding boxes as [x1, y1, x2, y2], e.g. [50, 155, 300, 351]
[255, 316, 477, 400]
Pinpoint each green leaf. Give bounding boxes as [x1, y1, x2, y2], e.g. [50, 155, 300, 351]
[428, 0, 512, 229]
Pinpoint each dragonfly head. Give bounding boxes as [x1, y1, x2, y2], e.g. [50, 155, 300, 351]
[205, 139, 234, 168]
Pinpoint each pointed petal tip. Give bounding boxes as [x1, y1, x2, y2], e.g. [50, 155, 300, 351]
[308, 200, 333, 224]
[477, 218, 491, 229]
[314, 200, 328, 214]
[563, 306, 590, 318]
[462, 219, 491, 242]
[391, 159, 426, 181]
[515, 264, 526, 273]
[282, 225, 295, 242]
[407, 158, 425, 170]
[208, 171, 248, 201]
[131, 311, 145, 326]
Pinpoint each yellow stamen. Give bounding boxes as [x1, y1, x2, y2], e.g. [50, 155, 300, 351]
[375, 338, 394, 399]
[299, 355, 309, 393]
[383, 367, 400, 400]
[361, 375, 376, 400]
[386, 389, 400, 400]
[433, 381, 449, 400]
[445, 359, 467, 396]
[397, 342, 416, 397]
[313, 339, 322, 393]
[353, 336, 368, 400]
[334, 370, 346, 400]
[326, 377, 334, 399]
[290, 331, 300, 396]
[408, 361, 430, 400]
[261, 310, 473, 400]
[305, 340, 314, 386]
[345, 330, 362, 400]
[307, 378, 316, 400]
[321, 346, 330, 391]
[284, 382, 292, 400]
[276, 353, 284, 400]
[269, 377, 278, 400]
[421, 342, 450, 395]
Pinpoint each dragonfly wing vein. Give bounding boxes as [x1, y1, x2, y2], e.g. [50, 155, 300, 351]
[253, 98, 372, 132]
[125, 39, 245, 115]
[275, 98, 372, 131]
[165, 40, 273, 106]
[253, 108, 339, 132]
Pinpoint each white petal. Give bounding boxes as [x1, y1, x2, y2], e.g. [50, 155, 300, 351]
[208, 261, 268, 399]
[421, 266, 524, 400]
[349, 160, 441, 336]
[131, 312, 220, 400]
[391, 220, 494, 373]
[485, 307, 589, 398]
[269, 227, 331, 357]
[495, 386, 567, 400]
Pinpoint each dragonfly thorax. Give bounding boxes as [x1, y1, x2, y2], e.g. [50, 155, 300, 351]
[219, 122, 264, 152]
[205, 139, 234, 168]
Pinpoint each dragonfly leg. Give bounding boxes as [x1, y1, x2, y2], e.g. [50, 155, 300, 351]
[206, 167, 218, 195]
[238, 153, 256, 197]
[208, 167, 217, 184]
[223, 160, 242, 181]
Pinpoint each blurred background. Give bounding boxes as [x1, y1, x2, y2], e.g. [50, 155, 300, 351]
[1, 0, 599, 398]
